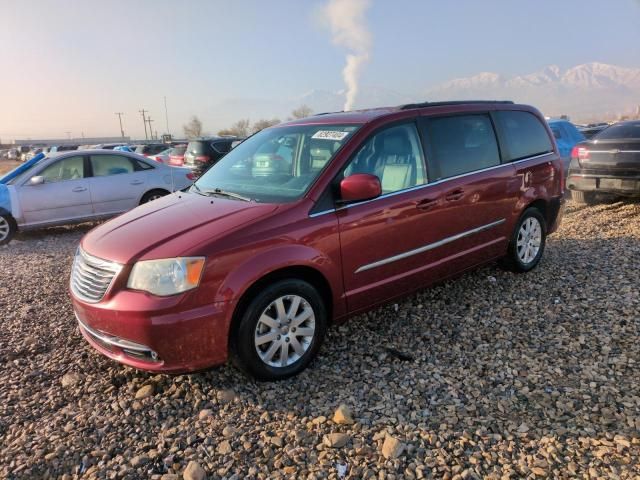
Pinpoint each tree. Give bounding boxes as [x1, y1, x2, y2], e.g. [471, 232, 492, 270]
[217, 119, 251, 137]
[251, 118, 281, 134]
[289, 105, 313, 120]
[183, 116, 203, 138]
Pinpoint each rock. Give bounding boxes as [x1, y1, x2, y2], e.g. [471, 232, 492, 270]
[161, 475, 179, 480]
[312, 415, 327, 425]
[333, 404, 355, 425]
[183, 461, 206, 480]
[130, 455, 149, 467]
[61, 372, 81, 387]
[218, 440, 232, 455]
[222, 426, 235, 437]
[198, 409, 213, 420]
[270, 436, 284, 447]
[323, 433, 350, 448]
[135, 384, 155, 400]
[516, 423, 529, 433]
[381, 435, 404, 459]
[217, 389, 235, 404]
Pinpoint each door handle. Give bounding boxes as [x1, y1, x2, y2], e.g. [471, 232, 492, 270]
[130, 180, 144, 185]
[445, 189, 464, 201]
[415, 198, 438, 211]
[72, 186, 87, 192]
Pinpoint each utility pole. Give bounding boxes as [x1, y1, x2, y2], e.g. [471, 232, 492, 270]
[139, 109, 149, 140]
[146, 117, 155, 140]
[114, 112, 125, 139]
[163, 96, 170, 136]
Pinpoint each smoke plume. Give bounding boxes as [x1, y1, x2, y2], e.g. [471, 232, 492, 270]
[323, 0, 372, 111]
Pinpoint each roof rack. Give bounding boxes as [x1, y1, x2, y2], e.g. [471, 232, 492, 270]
[313, 111, 343, 116]
[400, 100, 514, 110]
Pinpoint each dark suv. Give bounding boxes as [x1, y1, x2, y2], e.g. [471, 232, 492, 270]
[184, 137, 239, 177]
[134, 144, 169, 157]
[567, 120, 640, 203]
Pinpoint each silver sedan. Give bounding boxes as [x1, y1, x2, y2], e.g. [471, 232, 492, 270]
[0, 150, 193, 244]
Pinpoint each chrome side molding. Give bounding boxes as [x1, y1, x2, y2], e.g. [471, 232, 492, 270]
[355, 219, 506, 273]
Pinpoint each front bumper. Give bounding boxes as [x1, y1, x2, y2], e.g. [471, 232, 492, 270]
[72, 291, 232, 373]
[567, 171, 640, 196]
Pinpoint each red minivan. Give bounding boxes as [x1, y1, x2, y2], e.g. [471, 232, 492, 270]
[70, 101, 565, 380]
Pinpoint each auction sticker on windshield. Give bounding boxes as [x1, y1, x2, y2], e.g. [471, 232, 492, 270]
[312, 130, 350, 141]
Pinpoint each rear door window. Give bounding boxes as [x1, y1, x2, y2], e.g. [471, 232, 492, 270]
[90, 155, 136, 177]
[495, 111, 553, 161]
[421, 114, 500, 180]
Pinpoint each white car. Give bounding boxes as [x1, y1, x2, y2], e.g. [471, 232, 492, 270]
[0, 150, 194, 244]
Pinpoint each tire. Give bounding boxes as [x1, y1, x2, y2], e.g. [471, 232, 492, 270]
[571, 190, 597, 205]
[231, 279, 327, 381]
[0, 214, 17, 245]
[501, 207, 547, 273]
[140, 189, 169, 204]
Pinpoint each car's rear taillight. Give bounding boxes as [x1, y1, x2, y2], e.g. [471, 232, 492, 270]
[186, 172, 195, 181]
[195, 155, 210, 163]
[571, 146, 590, 160]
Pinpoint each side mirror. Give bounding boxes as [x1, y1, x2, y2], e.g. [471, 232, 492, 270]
[29, 175, 44, 185]
[339, 173, 382, 204]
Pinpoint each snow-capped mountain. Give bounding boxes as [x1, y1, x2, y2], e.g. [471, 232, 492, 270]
[425, 63, 640, 121]
[202, 63, 639, 131]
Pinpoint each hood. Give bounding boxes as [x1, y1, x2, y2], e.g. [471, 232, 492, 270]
[82, 192, 279, 264]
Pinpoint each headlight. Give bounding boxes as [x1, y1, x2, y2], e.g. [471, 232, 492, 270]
[127, 257, 205, 296]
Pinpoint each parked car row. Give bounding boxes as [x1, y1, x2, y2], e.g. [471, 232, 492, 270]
[0, 150, 194, 244]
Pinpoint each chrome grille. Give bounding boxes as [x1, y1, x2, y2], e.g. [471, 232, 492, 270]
[70, 248, 122, 303]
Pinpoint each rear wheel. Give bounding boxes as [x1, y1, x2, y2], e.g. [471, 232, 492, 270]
[140, 189, 169, 204]
[571, 190, 597, 205]
[501, 208, 546, 273]
[0, 214, 17, 245]
[231, 279, 327, 381]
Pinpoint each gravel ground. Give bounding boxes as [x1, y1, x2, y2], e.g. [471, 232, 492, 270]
[1, 199, 639, 479]
[0, 159, 21, 175]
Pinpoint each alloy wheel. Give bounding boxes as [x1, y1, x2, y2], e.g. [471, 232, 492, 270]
[516, 217, 542, 264]
[254, 294, 316, 368]
[0, 217, 10, 242]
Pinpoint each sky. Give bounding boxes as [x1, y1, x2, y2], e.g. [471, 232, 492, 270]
[1, 0, 639, 141]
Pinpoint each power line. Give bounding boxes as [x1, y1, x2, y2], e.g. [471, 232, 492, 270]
[114, 112, 125, 139]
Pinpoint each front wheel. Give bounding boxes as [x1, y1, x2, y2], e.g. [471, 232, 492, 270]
[231, 279, 327, 381]
[0, 214, 17, 245]
[501, 208, 546, 273]
[140, 189, 169, 204]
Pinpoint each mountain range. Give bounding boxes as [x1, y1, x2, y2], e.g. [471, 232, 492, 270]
[206, 63, 640, 129]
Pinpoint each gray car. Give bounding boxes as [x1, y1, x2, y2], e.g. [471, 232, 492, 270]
[0, 150, 193, 244]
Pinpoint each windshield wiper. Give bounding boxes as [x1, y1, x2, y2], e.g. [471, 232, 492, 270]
[204, 187, 251, 202]
[190, 183, 251, 202]
[190, 183, 205, 195]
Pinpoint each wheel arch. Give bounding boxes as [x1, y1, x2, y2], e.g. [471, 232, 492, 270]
[139, 188, 170, 204]
[522, 198, 563, 232]
[227, 264, 335, 349]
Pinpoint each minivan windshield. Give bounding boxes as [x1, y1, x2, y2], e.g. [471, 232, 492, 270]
[192, 124, 359, 203]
